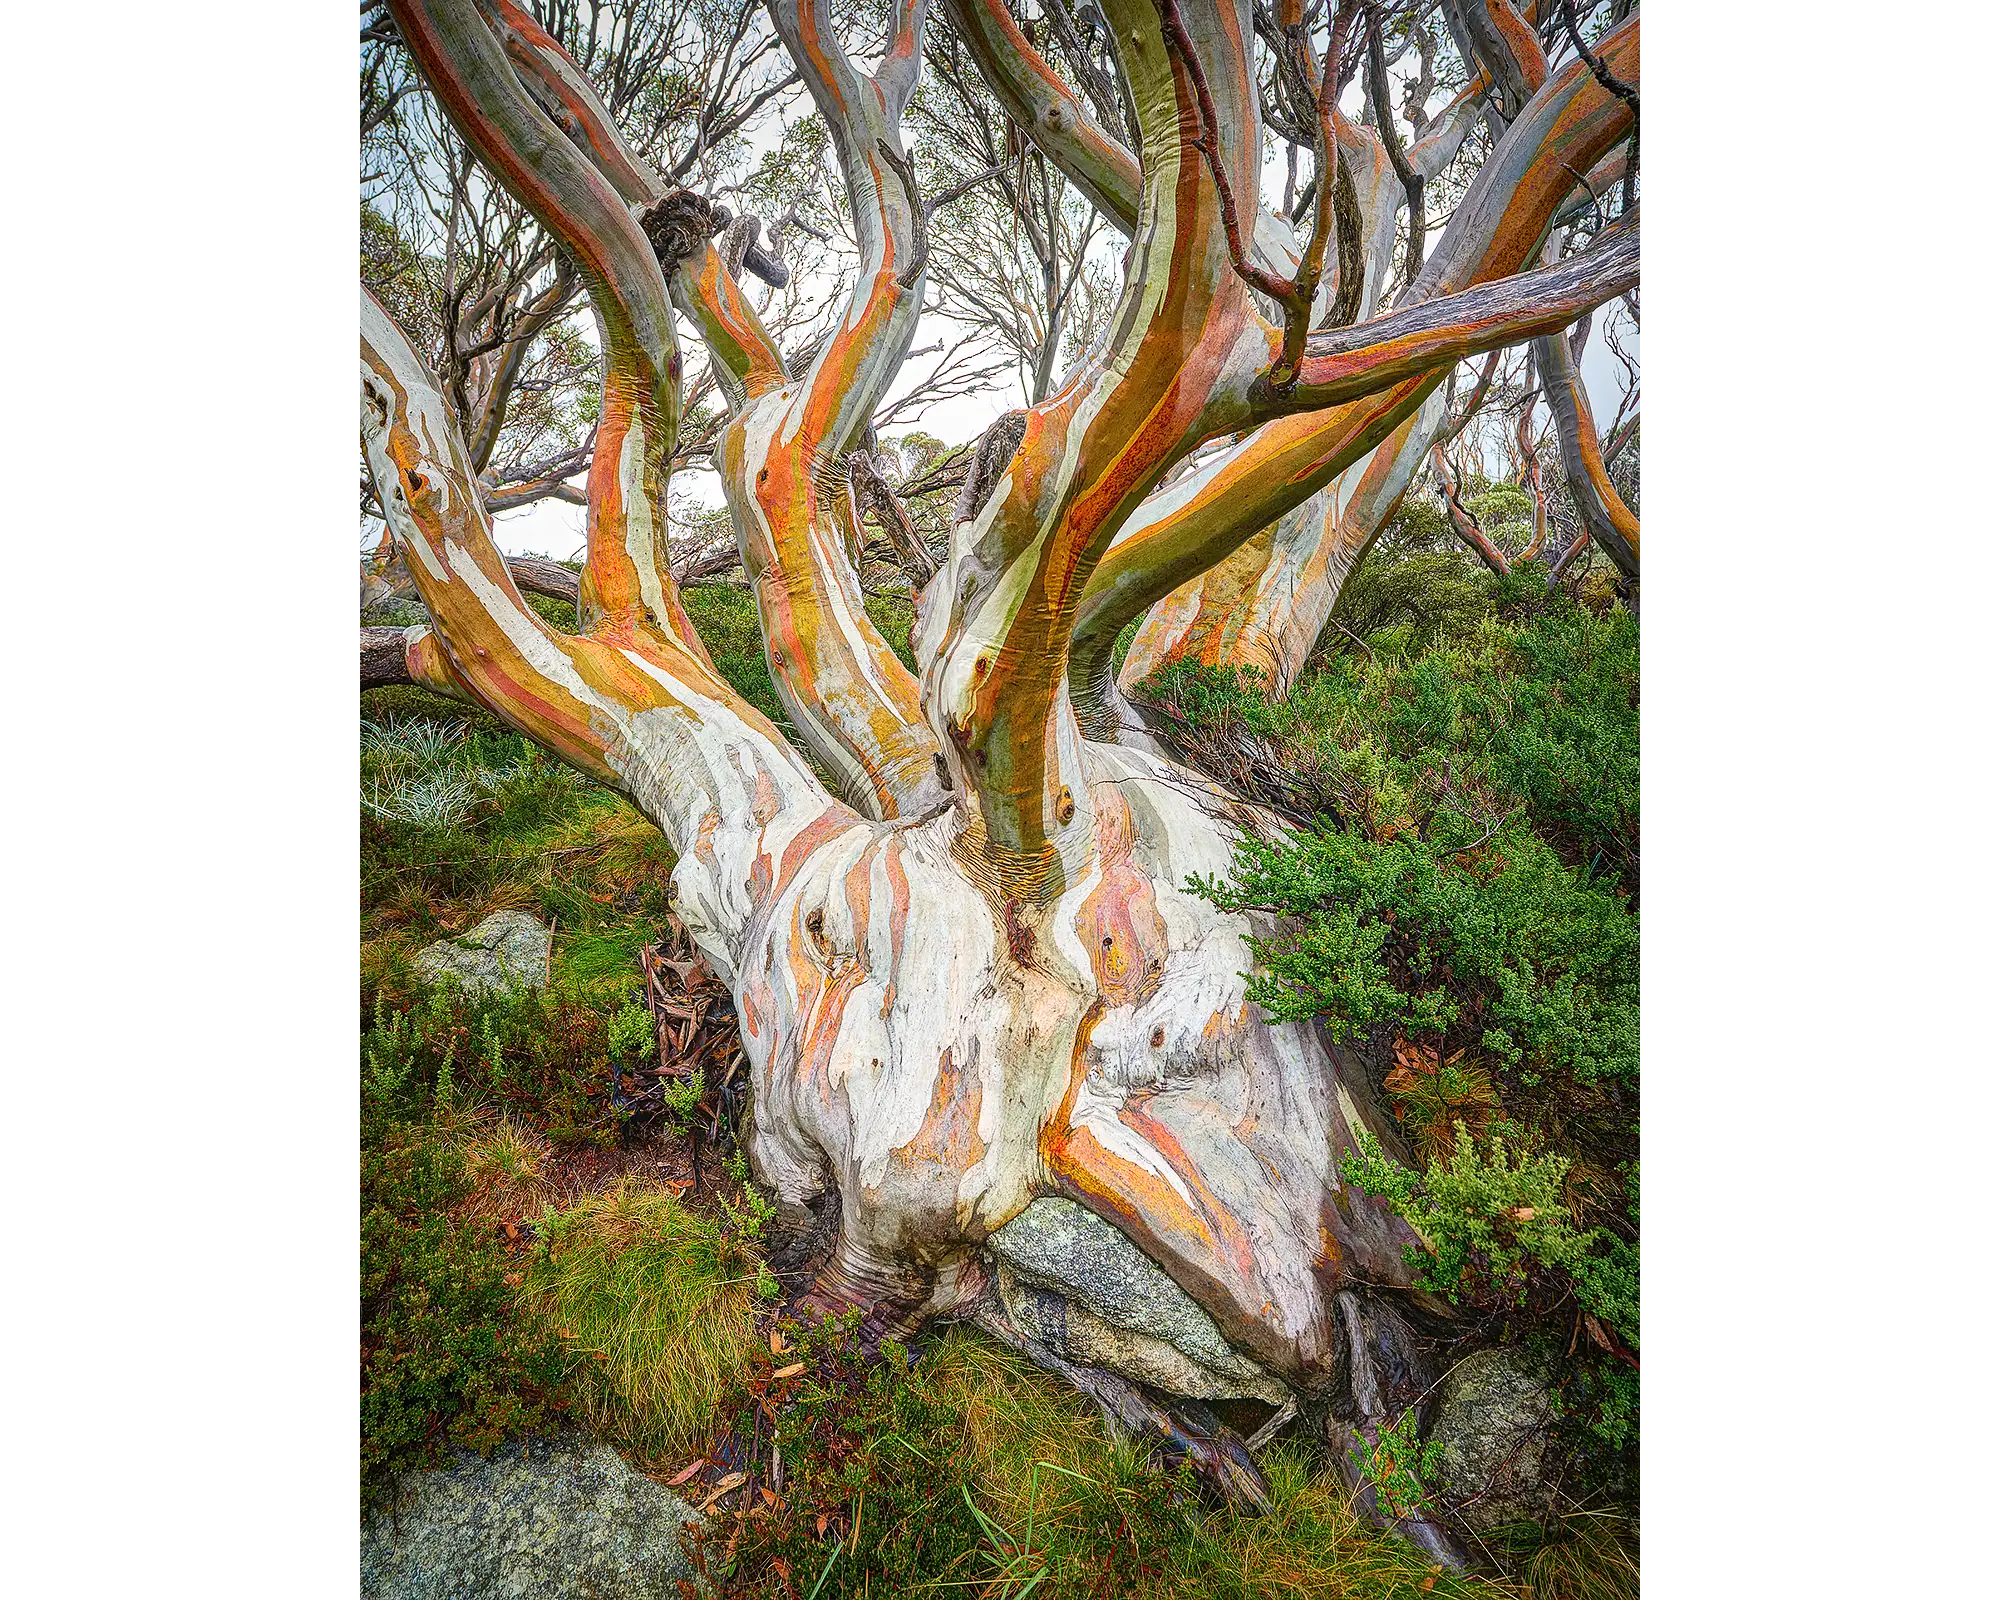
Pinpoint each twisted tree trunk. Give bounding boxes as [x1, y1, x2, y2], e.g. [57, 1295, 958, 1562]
[363, 0, 1637, 1551]
[1100, 0, 1634, 699]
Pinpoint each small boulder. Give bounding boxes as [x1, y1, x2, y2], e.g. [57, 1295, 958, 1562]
[1426, 1347, 1556, 1533]
[414, 909, 550, 995]
[361, 1436, 704, 1599]
[986, 1197, 1282, 1402]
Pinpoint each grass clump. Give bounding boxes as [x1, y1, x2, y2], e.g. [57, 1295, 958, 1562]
[701, 1321, 1505, 1599]
[516, 1182, 762, 1462]
[455, 1113, 562, 1227]
[1492, 1511, 1640, 1600]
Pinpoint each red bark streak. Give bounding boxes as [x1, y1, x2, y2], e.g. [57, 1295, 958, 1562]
[882, 1046, 988, 1196]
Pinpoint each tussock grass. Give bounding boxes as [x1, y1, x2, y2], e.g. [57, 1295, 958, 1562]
[455, 1113, 561, 1227]
[828, 1327, 1510, 1600]
[515, 1182, 761, 1462]
[1500, 1511, 1639, 1600]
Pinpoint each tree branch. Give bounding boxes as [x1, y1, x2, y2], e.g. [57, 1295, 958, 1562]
[1069, 12, 1639, 722]
[1269, 218, 1637, 415]
[387, 0, 707, 657]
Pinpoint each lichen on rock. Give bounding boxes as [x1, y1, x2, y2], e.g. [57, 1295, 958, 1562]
[1425, 1347, 1557, 1533]
[413, 909, 550, 996]
[360, 1436, 704, 1600]
[985, 1197, 1284, 1403]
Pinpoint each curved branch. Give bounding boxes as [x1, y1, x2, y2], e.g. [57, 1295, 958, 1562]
[942, 0, 1142, 235]
[1449, 0, 1548, 120]
[1534, 320, 1637, 578]
[1269, 218, 1637, 414]
[386, 0, 706, 657]
[650, 195, 788, 407]
[1069, 12, 1638, 723]
[918, 0, 1271, 897]
[1070, 376, 1437, 730]
[1436, 345, 1505, 447]
[477, 0, 663, 206]
[362, 285, 840, 980]
[648, 0, 952, 824]
[1515, 400, 1549, 561]
[1431, 442, 1511, 573]
[1112, 397, 1437, 703]
[472, 0, 941, 821]
[1365, 5, 1427, 285]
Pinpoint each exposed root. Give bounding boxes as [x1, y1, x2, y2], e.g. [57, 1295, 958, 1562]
[1321, 1290, 1473, 1571]
[973, 1304, 1273, 1513]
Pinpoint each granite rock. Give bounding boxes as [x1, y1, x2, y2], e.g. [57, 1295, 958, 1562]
[361, 1436, 704, 1599]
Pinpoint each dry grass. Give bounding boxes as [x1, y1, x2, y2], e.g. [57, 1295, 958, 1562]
[455, 1114, 562, 1226]
[1507, 1511, 1639, 1600]
[513, 1181, 761, 1462]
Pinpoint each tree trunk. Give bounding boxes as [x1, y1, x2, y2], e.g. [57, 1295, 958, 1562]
[366, 0, 1639, 1546]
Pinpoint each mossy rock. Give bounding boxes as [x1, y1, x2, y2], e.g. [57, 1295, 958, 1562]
[1426, 1347, 1556, 1533]
[361, 1435, 704, 1598]
[413, 909, 550, 995]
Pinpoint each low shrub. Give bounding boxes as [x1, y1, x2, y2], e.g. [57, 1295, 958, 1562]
[360, 1043, 567, 1503]
[1135, 591, 1639, 1511]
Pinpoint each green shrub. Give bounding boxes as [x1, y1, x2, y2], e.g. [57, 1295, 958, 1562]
[862, 591, 918, 672]
[1136, 590, 1639, 1509]
[1341, 1125, 1638, 1350]
[361, 1055, 567, 1502]
[607, 1000, 653, 1061]
[681, 582, 791, 731]
[1172, 606, 1640, 1087]
[365, 980, 620, 1150]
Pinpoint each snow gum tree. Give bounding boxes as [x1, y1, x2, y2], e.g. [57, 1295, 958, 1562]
[361, 0, 1637, 1556]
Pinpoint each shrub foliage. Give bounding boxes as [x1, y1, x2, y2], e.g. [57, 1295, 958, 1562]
[1137, 579, 1639, 1495]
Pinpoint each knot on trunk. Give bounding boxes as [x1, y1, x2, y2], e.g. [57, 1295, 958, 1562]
[639, 188, 719, 267]
[954, 410, 1029, 524]
[641, 190, 791, 288]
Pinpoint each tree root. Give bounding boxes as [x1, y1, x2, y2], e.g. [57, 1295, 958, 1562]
[973, 1304, 1273, 1512]
[1320, 1289, 1473, 1571]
